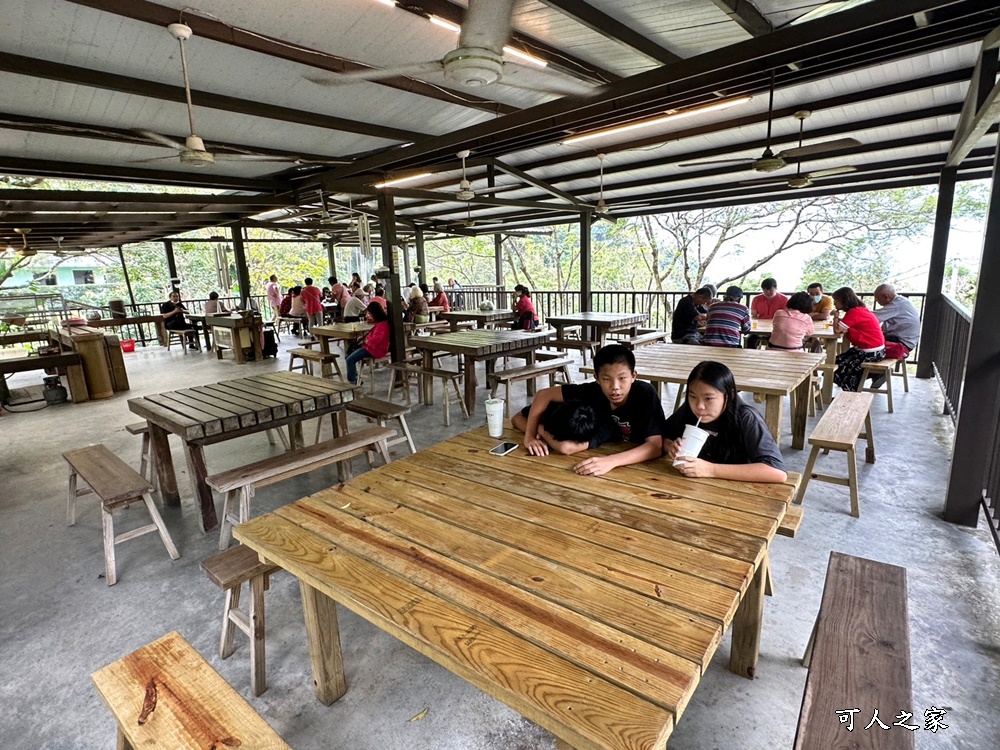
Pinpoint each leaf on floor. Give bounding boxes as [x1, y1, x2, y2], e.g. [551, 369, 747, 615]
[408, 708, 429, 722]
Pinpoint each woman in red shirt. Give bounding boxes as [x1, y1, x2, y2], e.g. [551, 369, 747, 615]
[831, 286, 885, 392]
[513, 286, 539, 330]
[428, 281, 451, 312]
[346, 302, 390, 384]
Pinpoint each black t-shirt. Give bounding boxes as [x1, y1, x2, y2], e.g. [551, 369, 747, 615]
[663, 400, 785, 469]
[671, 295, 702, 340]
[160, 300, 188, 329]
[560, 380, 664, 448]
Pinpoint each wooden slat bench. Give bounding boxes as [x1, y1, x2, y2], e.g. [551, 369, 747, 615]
[487, 357, 574, 417]
[860, 357, 899, 412]
[795, 552, 912, 749]
[795, 392, 875, 518]
[209, 425, 396, 549]
[346, 395, 417, 455]
[288, 347, 344, 380]
[64, 444, 180, 585]
[92, 631, 291, 750]
[125, 421, 157, 490]
[550, 338, 597, 363]
[617, 330, 671, 349]
[387, 362, 469, 426]
[201, 546, 281, 696]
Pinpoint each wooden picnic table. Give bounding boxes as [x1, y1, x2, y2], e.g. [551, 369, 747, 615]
[583, 344, 824, 449]
[234, 425, 794, 750]
[545, 311, 648, 348]
[127, 372, 358, 532]
[438, 309, 516, 331]
[311, 322, 373, 354]
[746, 318, 843, 401]
[408, 328, 552, 415]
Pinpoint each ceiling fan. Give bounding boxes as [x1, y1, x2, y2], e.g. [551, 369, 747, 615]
[680, 72, 861, 173]
[740, 111, 857, 188]
[455, 151, 476, 200]
[13, 228, 35, 257]
[131, 23, 348, 168]
[308, 0, 593, 97]
[592, 154, 653, 218]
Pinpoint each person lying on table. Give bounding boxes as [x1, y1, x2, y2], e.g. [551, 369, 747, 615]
[662, 360, 787, 482]
[512, 344, 664, 476]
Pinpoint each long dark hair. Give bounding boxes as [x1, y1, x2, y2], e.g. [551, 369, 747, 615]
[366, 301, 388, 322]
[678, 360, 743, 463]
[832, 286, 865, 311]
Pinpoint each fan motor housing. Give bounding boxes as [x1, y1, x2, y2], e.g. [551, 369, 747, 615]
[754, 157, 786, 173]
[180, 150, 215, 167]
[443, 47, 503, 87]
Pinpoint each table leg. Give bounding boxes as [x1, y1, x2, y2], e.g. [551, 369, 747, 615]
[822, 339, 837, 402]
[290, 420, 305, 450]
[299, 581, 347, 705]
[183, 442, 218, 532]
[332, 411, 352, 482]
[65, 364, 89, 403]
[149, 423, 179, 507]
[464, 354, 477, 416]
[422, 350, 434, 405]
[525, 349, 537, 397]
[729, 551, 767, 679]
[763, 394, 783, 441]
[200, 321, 211, 351]
[251, 326, 263, 361]
[791, 378, 811, 450]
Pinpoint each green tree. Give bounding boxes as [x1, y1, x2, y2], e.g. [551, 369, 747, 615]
[798, 239, 893, 292]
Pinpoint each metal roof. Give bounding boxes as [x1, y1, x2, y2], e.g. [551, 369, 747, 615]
[0, 0, 997, 251]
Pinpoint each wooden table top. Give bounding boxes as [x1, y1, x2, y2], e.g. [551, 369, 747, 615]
[749, 318, 839, 340]
[584, 344, 824, 396]
[439, 309, 515, 323]
[235, 426, 791, 750]
[311, 322, 373, 339]
[127, 372, 357, 442]
[408, 328, 552, 357]
[545, 311, 648, 328]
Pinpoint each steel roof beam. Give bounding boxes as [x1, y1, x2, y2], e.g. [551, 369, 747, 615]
[708, 0, 773, 37]
[948, 26, 1000, 165]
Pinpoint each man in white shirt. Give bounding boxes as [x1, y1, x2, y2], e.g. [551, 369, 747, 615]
[873, 283, 920, 360]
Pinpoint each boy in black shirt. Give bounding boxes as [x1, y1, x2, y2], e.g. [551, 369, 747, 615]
[513, 344, 665, 476]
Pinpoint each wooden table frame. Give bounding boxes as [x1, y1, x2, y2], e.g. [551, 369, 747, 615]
[408, 329, 552, 415]
[235, 426, 793, 750]
[127, 372, 358, 532]
[311, 323, 373, 354]
[545, 312, 648, 348]
[744, 319, 843, 402]
[583, 344, 824, 449]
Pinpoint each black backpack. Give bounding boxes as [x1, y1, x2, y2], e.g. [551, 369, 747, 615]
[262, 329, 278, 358]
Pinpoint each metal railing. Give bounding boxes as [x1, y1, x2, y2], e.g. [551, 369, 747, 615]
[931, 294, 971, 422]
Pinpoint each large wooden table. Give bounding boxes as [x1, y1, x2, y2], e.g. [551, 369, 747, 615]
[127, 372, 358, 532]
[438, 309, 515, 331]
[545, 311, 648, 347]
[408, 328, 552, 415]
[746, 319, 843, 401]
[311, 322, 373, 354]
[235, 426, 795, 749]
[583, 344, 824, 449]
[188, 313, 264, 364]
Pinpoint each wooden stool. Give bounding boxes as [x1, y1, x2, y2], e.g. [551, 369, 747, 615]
[346, 395, 417, 455]
[892, 358, 910, 393]
[125, 421, 156, 491]
[201, 546, 281, 697]
[166, 329, 198, 354]
[288, 347, 344, 379]
[64, 444, 180, 585]
[92, 631, 291, 747]
[358, 355, 390, 394]
[860, 358, 899, 412]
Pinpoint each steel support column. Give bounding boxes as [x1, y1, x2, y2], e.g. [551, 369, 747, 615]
[326, 240, 337, 281]
[230, 225, 252, 310]
[917, 167, 957, 379]
[580, 212, 592, 312]
[415, 227, 427, 286]
[402, 241, 412, 286]
[163, 238, 178, 292]
[944, 147, 1000, 527]
[377, 193, 406, 363]
[494, 234, 504, 288]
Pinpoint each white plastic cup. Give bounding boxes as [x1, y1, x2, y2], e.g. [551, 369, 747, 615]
[485, 399, 505, 438]
[673, 424, 710, 467]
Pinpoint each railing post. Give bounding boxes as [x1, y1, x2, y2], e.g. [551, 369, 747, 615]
[917, 167, 957, 379]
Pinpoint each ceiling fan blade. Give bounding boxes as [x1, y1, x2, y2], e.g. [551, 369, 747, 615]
[739, 176, 793, 186]
[778, 137, 861, 159]
[127, 155, 182, 164]
[462, 0, 516, 53]
[135, 129, 185, 151]
[807, 165, 857, 179]
[213, 154, 300, 162]
[679, 157, 756, 167]
[500, 64, 595, 97]
[305, 61, 443, 85]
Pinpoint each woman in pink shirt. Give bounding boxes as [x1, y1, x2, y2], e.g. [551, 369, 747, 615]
[346, 302, 390, 384]
[768, 292, 815, 351]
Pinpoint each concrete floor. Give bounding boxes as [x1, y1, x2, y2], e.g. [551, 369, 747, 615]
[1, 338, 998, 750]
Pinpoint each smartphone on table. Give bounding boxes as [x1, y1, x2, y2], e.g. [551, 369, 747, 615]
[489, 442, 519, 456]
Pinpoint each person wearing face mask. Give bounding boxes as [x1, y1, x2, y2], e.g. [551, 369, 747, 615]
[806, 282, 835, 320]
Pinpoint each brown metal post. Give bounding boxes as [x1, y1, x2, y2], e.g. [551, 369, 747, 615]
[943, 147, 1000, 527]
[415, 227, 427, 285]
[163, 238, 179, 293]
[916, 167, 957, 379]
[230, 225, 252, 310]
[580, 211, 592, 312]
[327, 240, 337, 281]
[377, 193, 406, 363]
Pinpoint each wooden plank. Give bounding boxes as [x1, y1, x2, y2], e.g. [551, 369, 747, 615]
[144, 393, 223, 436]
[91, 631, 290, 750]
[795, 552, 912, 750]
[320, 480, 723, 670]
[206, 381, 288, 419]
[176, 387, 258, 428]
[63, 444, 151, 504]
[729, 553, 768, 680]
[191, 384, 272, 423]
[235, 514, 675, 750]
[808, 392, 873, 448]
[127, 396, 204, 441]
[228, 377, 310, 414]
[266, 371, 356, 399]
[156, 392, 241, 432]
[0, 352, 81, 374]
[251, 374, 331, 408]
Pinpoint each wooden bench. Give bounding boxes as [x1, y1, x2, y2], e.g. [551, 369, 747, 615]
[487, 357, 574, 417]
[860, 357, 899, 412]
[617, 330, 670, 349]
[346, 395, 416, 455]
[549, 338, 598, 362]
[201, 546, 281, 696]
[64, 444, 180, 585]
[387, 362, 469, 426]
[795, 552, 912, 749]
[288, 347, 344, 380]
[91, 631, 291, 749]
[795, 392, 875, 517]
[209, 425, 396, 549]
[125, 421, 157, 490]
